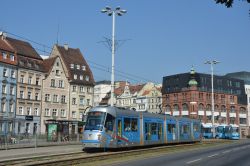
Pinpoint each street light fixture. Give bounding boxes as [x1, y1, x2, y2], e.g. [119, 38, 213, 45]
[205, 60, 220, 138]
[101, 6, 127, 107]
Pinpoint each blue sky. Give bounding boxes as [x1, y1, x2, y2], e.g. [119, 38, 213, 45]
[1, 0, 249, 84]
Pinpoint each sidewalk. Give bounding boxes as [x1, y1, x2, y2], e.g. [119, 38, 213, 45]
[0, 144, 82, 162]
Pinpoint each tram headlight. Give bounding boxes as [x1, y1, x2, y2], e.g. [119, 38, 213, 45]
[97, 134, 102, 140]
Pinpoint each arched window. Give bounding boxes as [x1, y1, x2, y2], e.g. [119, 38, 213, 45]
[182, 104, 188, 111]
[230, 106, 235, 113]
[165, 105, 171, 112]
[206, 104, 211, 111]
[198, 103, 204, 111]
[173, 104, 179, 112]
[221, 105, 226, 112]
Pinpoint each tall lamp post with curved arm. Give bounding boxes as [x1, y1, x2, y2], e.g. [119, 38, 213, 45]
[101, 6, 127, 106]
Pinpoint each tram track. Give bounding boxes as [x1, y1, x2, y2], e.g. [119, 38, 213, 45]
[0, 140, 233, 166]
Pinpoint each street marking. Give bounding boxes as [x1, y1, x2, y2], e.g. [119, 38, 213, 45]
[186, 158, 202, 164]
[208, 153, 219, 158]
[222, 150, 231, 154]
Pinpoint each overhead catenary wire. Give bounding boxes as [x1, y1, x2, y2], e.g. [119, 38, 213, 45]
[2, 29, 160, 85]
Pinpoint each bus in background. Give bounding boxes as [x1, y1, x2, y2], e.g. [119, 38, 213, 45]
[215, 124, 228, 139]
[201, 123, 213, 139]
[225, 125, 240, 140]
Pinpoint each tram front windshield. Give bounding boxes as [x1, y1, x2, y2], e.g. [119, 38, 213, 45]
[232, 127, 239, 133]
[84, 112, 106, 131]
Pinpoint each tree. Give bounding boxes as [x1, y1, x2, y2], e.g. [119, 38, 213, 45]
[214, 0, 250, 8]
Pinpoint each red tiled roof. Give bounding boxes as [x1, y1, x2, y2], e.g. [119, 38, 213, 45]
[0, 37, 15, 53]
[129, 84, 145, 94]
[142, 90, 150, 96]
[6, 37, 42, 60]
[56, 45, 95, 86]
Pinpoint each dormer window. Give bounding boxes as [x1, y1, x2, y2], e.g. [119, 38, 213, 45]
[10, 54, 14, 61]
[74, 74, 77, 79]
[77, 65, 80, 70]
[27, 62, 32, 67]
[82, 65, 86, 71]
[70, 64, 74, 69]
[2, 52, 7, 59]
[80, 75, 83, 80]
[85, 76, 89, 81]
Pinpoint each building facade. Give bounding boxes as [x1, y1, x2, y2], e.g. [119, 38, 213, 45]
[0, 33, 17, 136]
[93, 81, 111, 107]
[162, 68, 248, 138]
[41, 44, 95, 136]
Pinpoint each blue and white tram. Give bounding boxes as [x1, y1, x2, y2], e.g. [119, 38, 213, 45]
[215, 124, 228, 139]
[82, 106, 201, 151]
[225, 124, 240, 140]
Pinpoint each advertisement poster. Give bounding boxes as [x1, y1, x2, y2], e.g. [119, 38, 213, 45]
[48, 124, 57, 141]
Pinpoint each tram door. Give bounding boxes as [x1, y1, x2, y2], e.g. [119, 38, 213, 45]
[117, 118, 122, 143]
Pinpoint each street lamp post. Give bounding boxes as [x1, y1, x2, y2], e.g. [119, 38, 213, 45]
[101, 6, 127, 107]
[205, 60, 220, 138]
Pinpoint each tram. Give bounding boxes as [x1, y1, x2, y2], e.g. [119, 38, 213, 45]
[225, 124, 240, 140]
[215, 124, 228, 139]
[81, 106, 201, 151]
[201, 123, 213, 139]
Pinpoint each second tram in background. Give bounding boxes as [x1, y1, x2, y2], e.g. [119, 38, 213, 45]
[82, 106, 201, 151]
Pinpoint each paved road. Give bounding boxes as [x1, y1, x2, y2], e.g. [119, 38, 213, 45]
[0, 144, 82, 162]
[113, 140, 250, 166]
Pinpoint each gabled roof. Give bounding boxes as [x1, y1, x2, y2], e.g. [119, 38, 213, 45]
[55, 45, 95, 86]
[43, 56, 57, 73]
[6, 37, 42, 60]
[129, 84, 145, 94]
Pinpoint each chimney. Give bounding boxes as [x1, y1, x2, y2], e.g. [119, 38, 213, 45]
[64, 44, 69, 51]
[0, 31, 7, 40]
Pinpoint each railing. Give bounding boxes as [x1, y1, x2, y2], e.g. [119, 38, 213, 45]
[0, 133, 82, 150]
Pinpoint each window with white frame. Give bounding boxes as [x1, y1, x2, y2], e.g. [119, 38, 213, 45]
[36, 78, 39, 85]
[1, 102, 5, 112]
[35, 93, 39, 100]
[74, 74, 77, 79]
[79, 98, 84, 105]
[52, 109, 57, 117]
[70, 64, 74, 69]
[11, 70, 15, 78]
[45, 94, 50, 102]
[87, 99, 90, 106]
[19, 107, 23, 115]
[10, 54, 15, 61]
[61, 109, 66, 117]
[72, 86, 77, 92]
[80, 75, 83, 80]
[27, 91, 32, 100]
[61, 95, 66, 103]
[87, 87, 91, 93]
[10, 86, 14, 95]
[53, 95, 58, 102]
[20, 75, 24, 83]
[85, 76, 89, 81]
[51, 79, 55, 87]
[72, 98, 76, 105]
[56, 70, 60, 76]
[80, 86, 84, 92]
[27, 107, 31, 115]
[20, 91, 24, 99]
[2, 85, 6, 94]
[77, 65, 80, 70]
[82, 65, 86, 71]
[34, 108, 39, 116]
[72, 111, 76, 118]
[59, 80, 64, 88]
[3, 68, 7, 77]
[2, 52, 7, 59]
[45, 108, 50, 116]
[9, 103, 13, 112]
[28, 76, 32, 84]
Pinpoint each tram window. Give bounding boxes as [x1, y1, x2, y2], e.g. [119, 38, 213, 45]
[193, 124, 199, 132]
[124, 118, 131, 132]
[105, 113, 115, 132]
[182, 124, 189, 134]
[131, 118, 138, 132]
[168, 124, 176, 133]
[151, 123, 157, 135]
